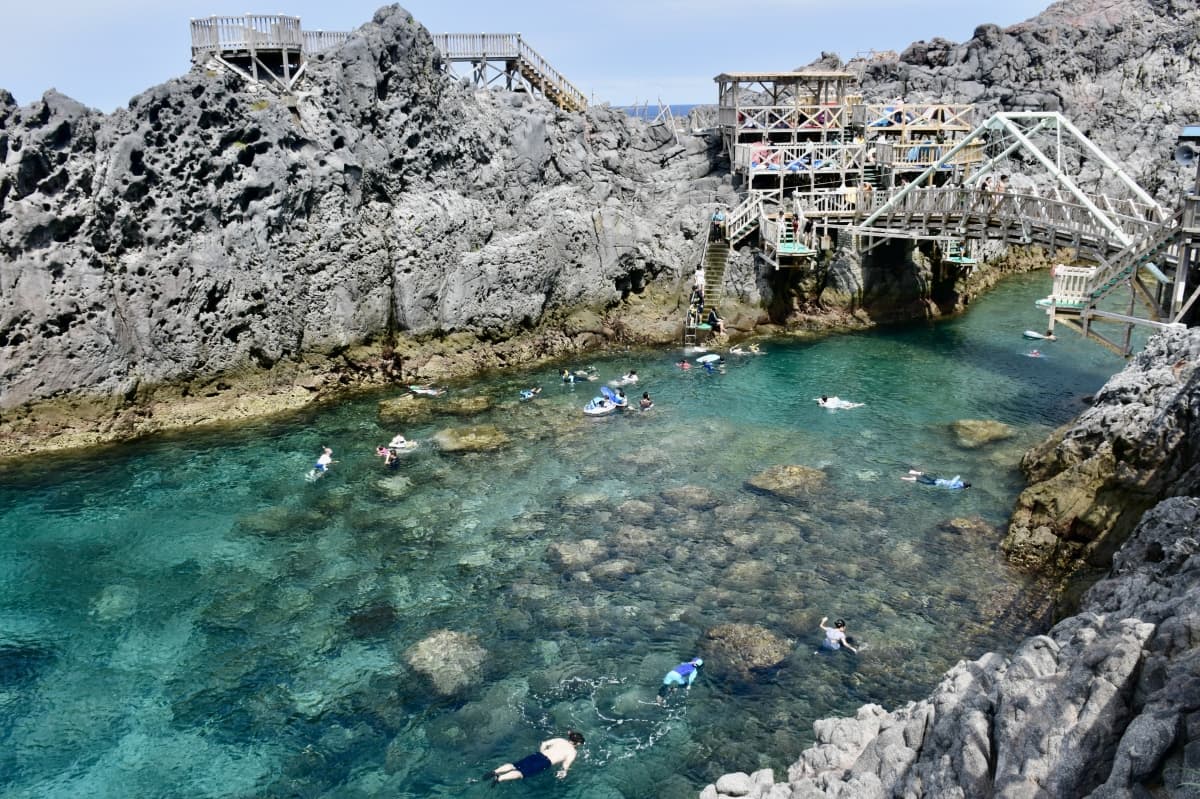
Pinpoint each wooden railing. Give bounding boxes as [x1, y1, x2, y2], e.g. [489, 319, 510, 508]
[855, 102, 973, 131]
[303, 30, 351, 54]
[190, 14, 303, 58]
[430, 33, 587, 111]
[725, 195, 764, 243]
[875, 140, 985, 168]
[721, 103, 849, 135]
[844, 186, 1162, 256]
[1050, 265, 1099, 305]
[734, 141, 866, 174]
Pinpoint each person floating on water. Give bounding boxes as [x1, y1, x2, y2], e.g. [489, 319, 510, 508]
[817, 395, 864, 409]
[520, 387, 542, 400]
[314, 447, 335, 473]
[1027, 349, 1044, 358]
[614, 388, 628, 408]
[561, 369, 575, 384]
[657, 658, 703, 703]
[676, 359, 691, 370]
[621, 370, 638, 384]
[902, 470, 970, 490]
[816, 616, 858, 654]
[639, 391, 654, 410]
[483, 731, 585, 783]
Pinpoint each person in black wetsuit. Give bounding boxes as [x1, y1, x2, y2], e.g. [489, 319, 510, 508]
[484, 731, 585, 783]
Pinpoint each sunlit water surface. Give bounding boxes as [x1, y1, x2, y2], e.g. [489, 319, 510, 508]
[0, 274, 1130, 798]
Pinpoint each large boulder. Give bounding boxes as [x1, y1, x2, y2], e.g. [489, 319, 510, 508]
[950, 419, 1015, 449]
[405, 629, 487, 695]
[703, 623, 792, 678]
[433, 424, 510, 452]
[745, 465, 827, 501]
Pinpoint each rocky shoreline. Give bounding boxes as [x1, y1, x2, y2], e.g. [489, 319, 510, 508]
[1, 3, 1063, 462]
[701, 326, 1200, 798]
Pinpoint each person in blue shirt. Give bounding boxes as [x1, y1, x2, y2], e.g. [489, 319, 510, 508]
[901, 470, 970, 489]
[656, 658, 703, 703]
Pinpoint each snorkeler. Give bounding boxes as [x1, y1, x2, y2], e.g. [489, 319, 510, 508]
[656, 658, 703, 703]
[484, 731, 585, 783]
[901, 470, 970, 490]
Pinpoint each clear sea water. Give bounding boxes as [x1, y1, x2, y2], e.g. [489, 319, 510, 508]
[0, 273, 1130, 798]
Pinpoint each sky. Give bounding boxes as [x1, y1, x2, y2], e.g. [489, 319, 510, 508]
[0, 0, 1054, 113]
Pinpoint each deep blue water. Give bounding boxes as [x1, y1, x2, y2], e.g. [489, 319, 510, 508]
[0, 272, 1129, 798]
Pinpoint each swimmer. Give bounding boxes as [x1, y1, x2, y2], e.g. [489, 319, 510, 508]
[409, 385, 445, 396]
[901, 470, 970, 490]
[1027, 349, 1044, 358]
[639, 391, 654, 410]
[656, 658, 703, 703]
[621, 370, 638, 384]
[520, 387, 542, 400]
[314, 447, 334, 473]
[483, 731, 585, 783]
[816, 395, 864, 409]
[375, 445, 397, 467]
[388, 433, 408, 449]
[676, 359, 692, 370]
[561, 369, 575, 384]
[816, 616, 858, 654]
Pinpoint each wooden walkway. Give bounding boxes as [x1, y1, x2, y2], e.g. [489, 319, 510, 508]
[430, 33, 587, 113]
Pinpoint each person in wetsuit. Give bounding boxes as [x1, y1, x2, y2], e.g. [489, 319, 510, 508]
[901, 470, 970, 489]
[656, 658, 703, 703]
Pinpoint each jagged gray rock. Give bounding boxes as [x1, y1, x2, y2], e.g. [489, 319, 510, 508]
[0, 5, 729, 414]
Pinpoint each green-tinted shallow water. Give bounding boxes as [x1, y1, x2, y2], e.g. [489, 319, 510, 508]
[0, 273, 1129, 798]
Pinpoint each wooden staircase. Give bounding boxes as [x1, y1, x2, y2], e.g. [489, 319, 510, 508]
[431, 33, 587, 113]
[683, 218, 733, 347]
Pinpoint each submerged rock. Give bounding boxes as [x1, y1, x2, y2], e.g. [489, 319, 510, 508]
[405, 630, 487, 695]
[378, 395, 435, 424]
[950, 418, 1015, 449]
[745, 465, 827, 501]
[661, 485, 719, 511]
[441, 395, 493, 416]
[546, 539, 604, 571]
[433, 424, 510, 452]
[703, 623, 791, 678]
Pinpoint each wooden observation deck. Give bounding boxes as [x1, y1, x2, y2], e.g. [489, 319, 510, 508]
[697, 70, 1193, 354]
[190, 14, 350, 91]
[431, 33, 587, 113]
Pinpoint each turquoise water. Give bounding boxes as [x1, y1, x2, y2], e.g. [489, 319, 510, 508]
[0, 273, 1128, 798]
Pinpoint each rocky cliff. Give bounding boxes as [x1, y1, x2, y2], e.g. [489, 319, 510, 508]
[854, 0, 1200, 201]
[701, 327, 1200, 799]
[0, 6, 736, 452]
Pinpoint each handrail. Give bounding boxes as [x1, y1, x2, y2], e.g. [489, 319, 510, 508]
[429, 33, 587, 111]
[733, 141, 866, 174]
[725, 195, 763, 243]
[835, 185, 1164, 256]
[1083, 208, 1182, 303]
[303, 30, 351, 54]
[854, 102, 973, 131]
[190, 14, 304, 58]
[1050, 265, 1098, 304]
[875, 140, 985, 168]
